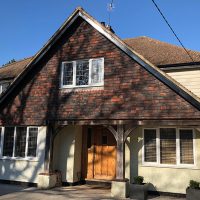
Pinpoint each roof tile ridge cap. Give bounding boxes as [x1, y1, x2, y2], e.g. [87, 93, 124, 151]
[124, 36, 200, 53]
[0, 57, 33, 69]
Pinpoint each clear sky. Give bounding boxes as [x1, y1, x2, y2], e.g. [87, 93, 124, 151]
[0, 0, 200, 66]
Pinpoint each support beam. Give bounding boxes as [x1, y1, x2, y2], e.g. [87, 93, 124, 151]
[44, 124, 54, 172]
[116, 125, 125, 180]
[124, 126, 136, 142]
[106, 124, 136, 180]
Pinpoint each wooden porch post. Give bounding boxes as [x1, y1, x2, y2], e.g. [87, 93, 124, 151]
[116, 125, 125, 180]
[107, 124, 136, 180]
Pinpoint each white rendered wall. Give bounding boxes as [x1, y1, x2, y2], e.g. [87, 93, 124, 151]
[127, 127, 200, 194]
[0, 126, 46, 183]
[53, 125, 82, 183]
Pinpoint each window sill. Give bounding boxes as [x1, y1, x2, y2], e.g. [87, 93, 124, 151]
[60, 85, 104, 92]
[141, 163, 199, 170]
[60, 84, 104, 89]
[0, 157, 39, 162]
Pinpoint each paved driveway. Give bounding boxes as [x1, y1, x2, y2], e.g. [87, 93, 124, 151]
[0, 184, 186, 200]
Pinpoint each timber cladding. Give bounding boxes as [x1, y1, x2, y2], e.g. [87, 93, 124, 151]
[0, 17, 200, 126]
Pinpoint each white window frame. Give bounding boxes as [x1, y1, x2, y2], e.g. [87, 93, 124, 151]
[0, 126, 39, 161]
[142, 127, 196, 169]
[0, 81, 10, 95]
[60, 58, 104, 88]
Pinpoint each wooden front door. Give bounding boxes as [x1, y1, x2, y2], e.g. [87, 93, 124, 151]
[86, 127, 116, 180]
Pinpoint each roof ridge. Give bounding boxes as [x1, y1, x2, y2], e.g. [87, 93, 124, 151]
[1, 7, 200, 111]
[0, 57, 33, 69]
[124, 36, 200, 54]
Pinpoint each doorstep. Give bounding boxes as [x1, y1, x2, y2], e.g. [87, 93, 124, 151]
[85, 179, 111, 188]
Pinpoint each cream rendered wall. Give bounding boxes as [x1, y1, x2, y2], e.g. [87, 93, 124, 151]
[126, 127, 200, 194]
[0, 126, 46, 183]
[53, 125, 82, 183]
[167, 69, 200, 98]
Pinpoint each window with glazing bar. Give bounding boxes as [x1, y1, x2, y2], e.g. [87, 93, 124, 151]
[61, 58, 104, 88]
[1, 127, 38, 158]
[143, 128, 194, 166]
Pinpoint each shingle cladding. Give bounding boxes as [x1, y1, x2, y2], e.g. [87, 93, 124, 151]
[0, 18, 200, 125]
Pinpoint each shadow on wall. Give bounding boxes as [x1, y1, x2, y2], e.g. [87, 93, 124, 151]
[53, 126, 76, 183]
[126, 129, 142, 182]
[0, 127, 46, 184]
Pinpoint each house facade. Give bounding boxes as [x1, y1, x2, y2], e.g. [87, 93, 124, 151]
[0, 7, 200, 196]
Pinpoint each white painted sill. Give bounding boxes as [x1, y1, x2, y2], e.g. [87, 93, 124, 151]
[0, 157, 39, 162]
[60, 84, 104, 89]
[141, 163, 199, 170]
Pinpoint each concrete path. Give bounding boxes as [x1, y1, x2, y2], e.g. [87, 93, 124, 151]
[0, 184, 186, 200]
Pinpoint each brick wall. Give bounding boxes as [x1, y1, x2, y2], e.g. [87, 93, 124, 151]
[1, 17, 200, 125]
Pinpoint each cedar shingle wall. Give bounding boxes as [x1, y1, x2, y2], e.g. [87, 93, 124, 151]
[0, 17, 200, 125]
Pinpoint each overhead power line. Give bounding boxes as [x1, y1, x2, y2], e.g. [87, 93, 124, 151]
[151, 0, 196, 63]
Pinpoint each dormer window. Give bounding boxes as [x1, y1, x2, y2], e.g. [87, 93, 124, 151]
[61, 58, 104, 88]
[0, 82, 10, 95]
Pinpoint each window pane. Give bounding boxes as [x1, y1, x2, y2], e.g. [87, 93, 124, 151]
[160, 128, 176, 164]
[91, 59, 103, 84]
[76, 60, 89, 85]
[28, 128, 38, 157]
[3, 127, 14, 157]
[180, 129, 194, 164]
[144, 129, 157, 162]
[2, 82, 10, 93]
[63, 62, 73, 85]
[15, 127, 27, 157]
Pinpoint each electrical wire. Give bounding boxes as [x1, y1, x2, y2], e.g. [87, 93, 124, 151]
[151, 0, 196, 63]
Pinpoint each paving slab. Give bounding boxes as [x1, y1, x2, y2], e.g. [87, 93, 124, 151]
[0, 184, 186, 200]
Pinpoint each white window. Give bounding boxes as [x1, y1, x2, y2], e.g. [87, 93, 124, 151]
[143, 128, 195, 167]
[61, 58, 104, 88]
[0, 82, 10, 94]
[1, 127, 38, 159]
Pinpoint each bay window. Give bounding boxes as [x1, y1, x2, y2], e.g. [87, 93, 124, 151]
[1, 127, 38, 159]
[143, 128, 195, 166]
[61, 58, 104, 88]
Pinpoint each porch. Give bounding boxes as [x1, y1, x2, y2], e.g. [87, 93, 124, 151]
[42, 119, 200, 197]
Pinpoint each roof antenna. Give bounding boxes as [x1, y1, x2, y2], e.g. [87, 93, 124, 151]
[107, 0, 114, 26]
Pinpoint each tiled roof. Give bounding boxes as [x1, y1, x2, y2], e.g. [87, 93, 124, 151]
[0, 57, 32, 80]
[124, 36, 200, 66]
[1, 36, 200, 81]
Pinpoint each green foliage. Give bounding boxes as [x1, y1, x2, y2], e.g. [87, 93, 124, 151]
[2, 59, 16, 66]
[189, 180, 200, 189]
[134, 176, 144, 185]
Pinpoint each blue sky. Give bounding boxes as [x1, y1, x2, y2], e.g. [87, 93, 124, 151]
[0, 0, 200, 66]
